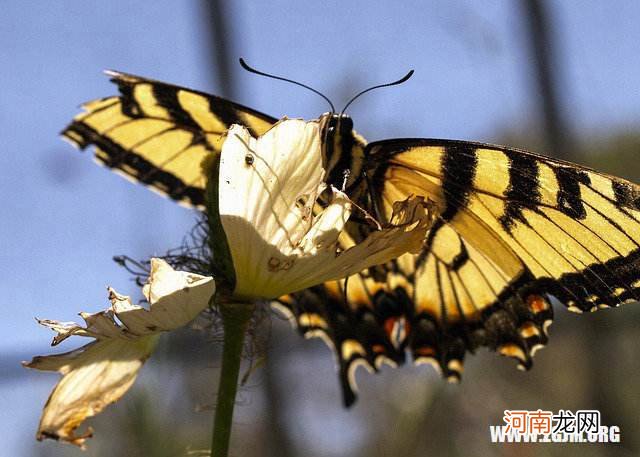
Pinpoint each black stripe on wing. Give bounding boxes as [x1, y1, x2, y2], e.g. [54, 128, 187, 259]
[499, 151, 541, 231]
[61, 71, 279, 208]
[108, 70, 278, 133]
[439, 143, 478, 222]
[64, 121, 207, 206]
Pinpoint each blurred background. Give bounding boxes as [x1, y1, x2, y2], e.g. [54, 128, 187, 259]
[3, 1, 640, 456]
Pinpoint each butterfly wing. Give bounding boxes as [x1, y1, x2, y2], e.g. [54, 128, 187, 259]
[278, 138, 640, 405]
[367, 138, 640, 302]
[62, 71, 278, 208]
[367, 139, 640, 357]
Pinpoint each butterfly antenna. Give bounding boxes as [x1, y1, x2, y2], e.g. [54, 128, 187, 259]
[340, 69, 414, 115]
[239, 58, 336, 113]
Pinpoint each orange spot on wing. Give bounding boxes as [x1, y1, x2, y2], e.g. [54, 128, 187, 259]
[384, 318, 396, 338]
[527, 295, 549, 314]
[383, 317, 411, 340]
[415, 346, 436, 357]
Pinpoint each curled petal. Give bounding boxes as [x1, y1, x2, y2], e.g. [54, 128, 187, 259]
[280, 195, 433, 294]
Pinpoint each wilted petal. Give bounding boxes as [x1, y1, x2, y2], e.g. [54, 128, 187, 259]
[24, 336, 158, 448]
[115, 258, 216, 334]
[23, 259, 215, 447]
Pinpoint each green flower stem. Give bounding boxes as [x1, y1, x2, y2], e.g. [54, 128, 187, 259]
[211, 303, 254, 457]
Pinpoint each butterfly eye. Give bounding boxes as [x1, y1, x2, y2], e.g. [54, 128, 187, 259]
[244, 154, 255, 166]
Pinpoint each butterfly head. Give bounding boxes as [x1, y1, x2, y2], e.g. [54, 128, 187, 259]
[317, 68, 414, 192]
[237, 58, 412, 193]
[320, 112, 354, 138]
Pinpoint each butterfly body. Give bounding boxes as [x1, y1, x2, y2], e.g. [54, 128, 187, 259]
[63, 71, 640, 406]
[316, 113, 367, 195]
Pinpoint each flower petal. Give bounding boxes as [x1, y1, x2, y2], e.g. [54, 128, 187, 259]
[24, 335, 158, 448]
[217, 119, 433, 300]
[280, 195, 433, 294]
[118, 258, 216, 333]
[297, 187, 351, 254]
[219, 120, 324, 256]
[218, 120, 326, 299]
[24, 259, 215, 447]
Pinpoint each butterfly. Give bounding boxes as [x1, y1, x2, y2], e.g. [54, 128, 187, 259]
[62, 67, 640, 406]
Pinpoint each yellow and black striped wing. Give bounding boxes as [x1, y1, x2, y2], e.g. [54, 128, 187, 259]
[62, 71, 277, 208]
[280, 138, 640, 406]
[367, 139, 640, 363]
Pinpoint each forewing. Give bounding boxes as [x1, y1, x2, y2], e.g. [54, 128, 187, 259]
[368, 138, 640, 305]
[62, 71, 277, 208]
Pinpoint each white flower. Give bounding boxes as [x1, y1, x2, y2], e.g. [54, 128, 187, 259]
[26, 118, 432, 448]
[23, 259, 215, 448]
[218, 119, 432, 301]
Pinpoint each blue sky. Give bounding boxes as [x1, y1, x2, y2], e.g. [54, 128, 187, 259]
[3, 1, 640, 455]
